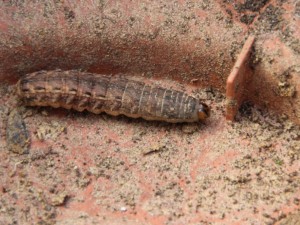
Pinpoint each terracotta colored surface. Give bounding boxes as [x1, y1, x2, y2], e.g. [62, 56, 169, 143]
[0, 0, 299, 123]
[249, 34, 300, 125]
[226, 35, 255, 121]
[0, 0, 240, 88]
[1, 1, 300, 225]
[1, 83, 300, 225]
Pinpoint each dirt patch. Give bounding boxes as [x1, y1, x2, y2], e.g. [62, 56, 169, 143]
[235, 0, 270, 12]
[1, 82, 299, 224]
[257, 4, 283, 31]
[278, 210, 300, 225]
[6, 108, 30, 154]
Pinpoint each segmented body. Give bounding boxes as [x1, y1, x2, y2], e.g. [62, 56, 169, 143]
[17, 70, 205, 123]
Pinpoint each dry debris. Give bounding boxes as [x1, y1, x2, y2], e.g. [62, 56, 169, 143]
[6, 109, 30, 154]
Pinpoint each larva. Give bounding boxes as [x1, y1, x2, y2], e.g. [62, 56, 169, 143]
[16, 70, 210, 123]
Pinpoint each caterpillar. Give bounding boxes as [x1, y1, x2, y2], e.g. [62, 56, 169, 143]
[16, 70, 210, 123]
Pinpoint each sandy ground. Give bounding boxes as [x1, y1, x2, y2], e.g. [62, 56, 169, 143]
[1, 0, 299, 124]
[0, 81, 299, 225]
[0, 1, 299, 224]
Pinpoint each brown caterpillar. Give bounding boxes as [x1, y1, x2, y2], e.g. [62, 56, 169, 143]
[16, 70, 210, 123]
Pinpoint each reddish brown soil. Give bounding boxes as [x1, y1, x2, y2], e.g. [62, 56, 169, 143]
[1, 82, 299, 225]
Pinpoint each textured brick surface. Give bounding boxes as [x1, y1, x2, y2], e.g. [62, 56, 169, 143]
[0, 1, 300, 225]
[0, 0, 299, 123]
[1, 81, 300, 225]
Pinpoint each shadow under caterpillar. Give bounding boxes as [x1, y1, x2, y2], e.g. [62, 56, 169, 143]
[17, 70, 210, 123]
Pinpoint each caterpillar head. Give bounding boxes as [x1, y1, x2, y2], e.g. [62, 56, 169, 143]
[198, 103, 210, 121]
